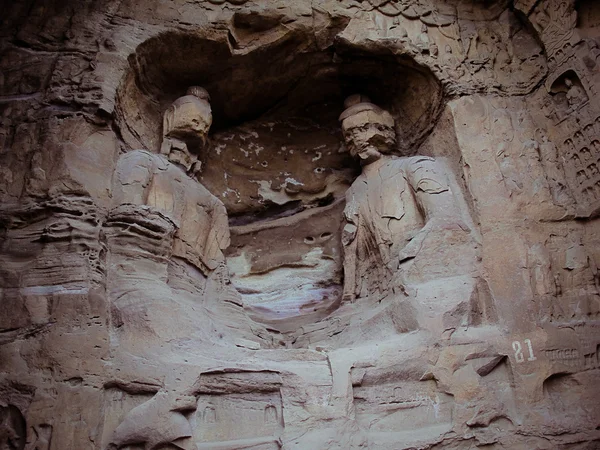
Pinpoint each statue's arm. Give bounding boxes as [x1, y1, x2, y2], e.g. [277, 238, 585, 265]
[111, 150, 155, 208]
[196, 196, 231, 272]
[406, 156, 463, 225]
[342, 188, 359, 246]
[397, 157, 468, 265]
[212, 201, 231, 252]
[341, 189, 359, 301]
[195, 182, 231, 252]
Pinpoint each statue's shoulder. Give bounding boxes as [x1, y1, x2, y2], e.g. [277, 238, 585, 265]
[401, 155, 450, 193]
[376, 155, 427, 172]
[118, 149, 153, 162]
[403, 155, 436, 165]
[401, 155, 440, 173]
[375, 156, 406, 179]
[117, 149, 169, 167]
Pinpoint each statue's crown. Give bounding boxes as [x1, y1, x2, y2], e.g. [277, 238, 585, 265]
[186, 86, 210, 101]
[339, 94, 394, 128]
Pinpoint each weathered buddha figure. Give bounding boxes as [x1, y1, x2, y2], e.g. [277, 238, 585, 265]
[565, 77, 587, 111]
[161, 85, 212, 173]
[111, 86, 228, 273]
[107, 87, 258, 356]
[340, 95, 476, 303]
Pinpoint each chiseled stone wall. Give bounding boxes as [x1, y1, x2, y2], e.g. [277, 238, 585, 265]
[0, 0, 599, 449]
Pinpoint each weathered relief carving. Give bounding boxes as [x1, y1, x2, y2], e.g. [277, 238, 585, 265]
[0, 405, 26, 450]
[103, 371, 286, 450]
[191, 389, 283, 446]
[533, 128, 574, 208]
[106, 87, 261, 356]
[530, 232, 600, 323]
[107, 390, 197, 450]
[543, 110, 600, 217]
[337, 0, 545, 95]
[532, 0, 578, 61]
[339, 95, 475, 303]
[25, 423, 52, 450]
[1, 0, 600, 448]
[352, 379, 453, 435]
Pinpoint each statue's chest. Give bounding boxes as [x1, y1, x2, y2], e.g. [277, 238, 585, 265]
[353, 165, 410, 219]
[351, 165, 424, 240]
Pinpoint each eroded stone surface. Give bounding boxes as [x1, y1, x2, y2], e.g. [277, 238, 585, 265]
[1, 0, 600, 449]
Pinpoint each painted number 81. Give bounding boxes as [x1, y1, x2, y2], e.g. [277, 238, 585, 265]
[512, 339, 536, 363]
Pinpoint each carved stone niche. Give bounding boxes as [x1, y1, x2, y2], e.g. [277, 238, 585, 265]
[549, 69, 589, 118]
[543, 67, 600, 217]
[189, 371, 284, 448]
[0, 404, 26, 450]
[352, 377, 453, 442]
[103, 371, 284, 450]
[114, 31, 443, 334]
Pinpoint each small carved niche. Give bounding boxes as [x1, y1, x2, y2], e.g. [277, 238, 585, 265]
[0, 405, 26, 450]
[550, 71, 589, 113]
[202, 405, 217, 424]
[264, 404, 277, 424]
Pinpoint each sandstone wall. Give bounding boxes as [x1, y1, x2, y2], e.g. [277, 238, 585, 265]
[0, 0, 599, 449]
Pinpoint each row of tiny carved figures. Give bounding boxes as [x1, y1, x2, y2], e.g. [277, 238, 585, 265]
[544, 347, 600, 369]
[564, 123, 600, 153]
[565, 143, 599, 204]
[579, 180, 600, 205]
[548, 37, 600, 68]
[548, 43, 574, 66]
[567, 144, 599, 167]
[575, 162, 600, 184]
[200, 404, 279, 425]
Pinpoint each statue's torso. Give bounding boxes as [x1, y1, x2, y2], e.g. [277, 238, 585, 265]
[112, 150, 229, 273]
[346, 156, 426, 265]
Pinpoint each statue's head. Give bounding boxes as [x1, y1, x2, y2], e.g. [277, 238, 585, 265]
[163, 86, 213, 153]
[161, 86, 213, 174]
[339, 95, 396, 164]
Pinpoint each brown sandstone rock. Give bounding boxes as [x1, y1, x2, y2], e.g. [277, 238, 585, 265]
[0, 0, 599, 449]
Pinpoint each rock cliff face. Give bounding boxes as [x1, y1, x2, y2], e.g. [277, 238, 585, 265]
[1, 0, 600, 448]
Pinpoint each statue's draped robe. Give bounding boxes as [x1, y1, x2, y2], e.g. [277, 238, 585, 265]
[106, 150, 233, 352]
[342, 156, 450, 300]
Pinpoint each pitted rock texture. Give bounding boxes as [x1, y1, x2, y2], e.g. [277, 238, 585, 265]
[1, 0, 600, 449]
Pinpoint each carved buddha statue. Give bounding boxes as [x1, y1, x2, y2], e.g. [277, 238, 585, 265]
[339, 95, 473, 302]
[111, 86, 229, 276]
[565, 78, 587, 112]
[106, 87, 258, 357]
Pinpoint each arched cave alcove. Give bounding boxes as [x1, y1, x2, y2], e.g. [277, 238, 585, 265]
[114, 29, 444, 333]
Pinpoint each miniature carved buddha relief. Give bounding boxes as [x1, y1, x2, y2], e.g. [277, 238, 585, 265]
[550, 72, 589, 117]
